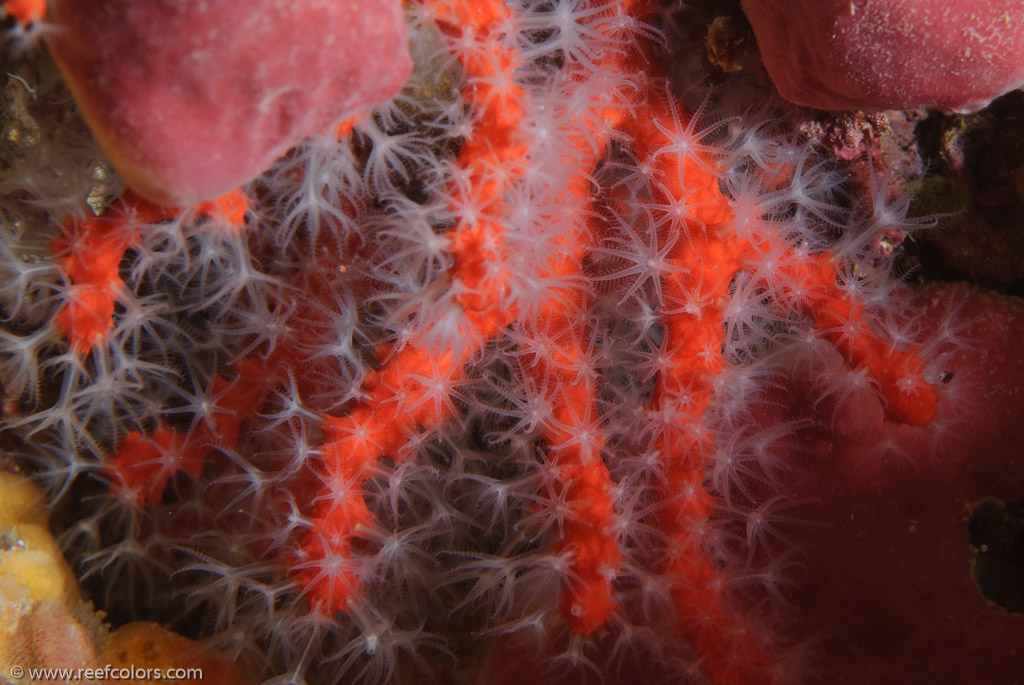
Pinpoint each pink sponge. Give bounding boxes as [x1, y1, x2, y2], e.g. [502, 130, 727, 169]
[46, 0, 411, 205]
[764, 284, 1024, 682]
[741, 0, 1024, 112]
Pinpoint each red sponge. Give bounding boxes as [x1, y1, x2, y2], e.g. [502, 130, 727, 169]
[775, 284, 1024, 682]
[742, 0, 1024, 112]
[46, 0, 412, 205]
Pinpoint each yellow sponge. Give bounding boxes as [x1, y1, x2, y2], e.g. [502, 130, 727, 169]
[0, 473, 77, 604]
[0, 472, 48, 527]
[103, 622, 250, 685]
[0, 523, 78, 602]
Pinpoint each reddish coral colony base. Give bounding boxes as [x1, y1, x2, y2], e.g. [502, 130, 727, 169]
[2, 1, 1023, 684]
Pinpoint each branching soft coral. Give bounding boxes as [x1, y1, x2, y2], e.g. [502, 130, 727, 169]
[1, 1, 1018, 685]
